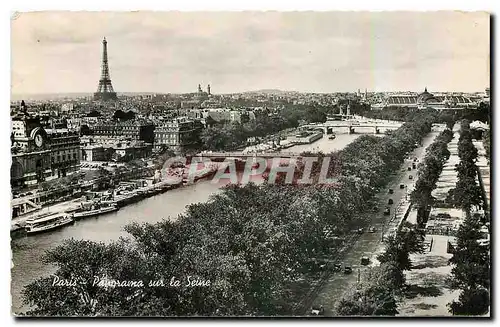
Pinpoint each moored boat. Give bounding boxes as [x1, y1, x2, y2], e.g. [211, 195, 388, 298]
[73, 203, 118, 219]
[25, 212, 74, 235]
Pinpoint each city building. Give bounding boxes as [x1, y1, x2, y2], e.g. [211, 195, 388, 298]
[11, 107, 52, 187]
[112, 141, 152, 161]
[45, 128, 81, 178]
[154, 117, 203, 151]
[91, 120, 155, 143]
[10, 101, 81, 188]
[373, 88, 476, 110]
[81, 145, 109, 162]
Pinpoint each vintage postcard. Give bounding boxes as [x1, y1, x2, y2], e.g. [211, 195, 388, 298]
[10, 11, 490, 317]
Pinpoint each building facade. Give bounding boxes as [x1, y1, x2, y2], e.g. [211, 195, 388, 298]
[10, 103, 81, 188]
[154, 117, 203, 151]
[91, 120, 155, 143]
[82, 145, 108, 162]
[112, 141, 152, 161]
[46, 128, 81, 178]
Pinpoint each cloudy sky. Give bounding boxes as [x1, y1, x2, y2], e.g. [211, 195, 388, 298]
[11, 11, 490, 94]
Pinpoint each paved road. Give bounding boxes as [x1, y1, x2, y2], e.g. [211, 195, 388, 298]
[305, 131, 441, 316]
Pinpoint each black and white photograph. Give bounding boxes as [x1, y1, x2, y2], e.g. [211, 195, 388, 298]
[9, 10, 491, 317]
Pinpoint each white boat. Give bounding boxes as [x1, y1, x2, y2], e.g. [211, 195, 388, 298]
[25, 212, 74, 235]
[73, 204, 118, 219]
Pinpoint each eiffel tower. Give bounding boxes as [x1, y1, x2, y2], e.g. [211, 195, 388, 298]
[94, 37, 117, 101]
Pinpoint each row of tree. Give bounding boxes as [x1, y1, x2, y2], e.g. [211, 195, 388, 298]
[447, 120, 490, 316]
[448, 120, 483, 213]
[482, 130, 490, 164]
[335, 222, 425, 316]
[21, 111, 438, 316]
[410, 129, 454, 226]
[334, 123, 457, 316]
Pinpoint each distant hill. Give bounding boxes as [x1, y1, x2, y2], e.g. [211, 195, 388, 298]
[11, 93, 92, 101]
[243, 89, 288, 94]
[10, 92, 163, 102]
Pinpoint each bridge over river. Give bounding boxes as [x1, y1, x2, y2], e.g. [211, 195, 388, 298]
[302, 120, 403, 135]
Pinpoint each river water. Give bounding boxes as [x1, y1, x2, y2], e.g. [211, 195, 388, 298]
[10, 133, 362, 313]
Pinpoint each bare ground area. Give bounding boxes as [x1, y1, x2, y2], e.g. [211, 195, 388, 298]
[397, 248, 460, 317]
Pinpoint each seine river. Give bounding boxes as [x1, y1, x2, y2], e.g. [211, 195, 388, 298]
[11, 133, 362, 313]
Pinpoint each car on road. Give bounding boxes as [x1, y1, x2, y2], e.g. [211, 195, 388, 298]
[400, 184, 405, 189]
[368, 227, 376, 233]
[383, 207, 391, 215]
[344, 266, 353, 274]
[311, 305, 325, 316]
[331, 263, 342, 272]
[388, 189, 394, 194]
[356, 228, 364, 235]
[388, 199, 394, 205]
[409, 175, 413, 180]
[361, 256, 370, 265]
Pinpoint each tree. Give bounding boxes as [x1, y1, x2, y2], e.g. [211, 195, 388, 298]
[335, 264, 399, 316]
[448, 287, 490, 316]
[449, 215, 490, 290]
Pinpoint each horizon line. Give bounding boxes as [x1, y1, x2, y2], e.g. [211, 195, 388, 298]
[11, 88, 489, 97]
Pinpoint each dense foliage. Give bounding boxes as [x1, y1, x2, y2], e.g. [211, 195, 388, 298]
[410, 129, 453, 226]
[335, 222, 424, 316]
[448, 120, 483, 213]
[482, 131, 490, 164]
[334, 263, 399, 316]
[448, 214, 490, 316]
[446, 120, 490, 316]
[22, 111, 438, 316]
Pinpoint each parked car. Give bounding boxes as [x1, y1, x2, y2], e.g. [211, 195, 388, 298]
[407, 167, 412, 171]
[344, 266, 353, 274]
[409, 175, 413, 180]
[388, 189, 394, 194]
[412, 163, 417, 169]
[356, 228, 364, 235]
[400, 184, 405, 189]
[388, 199, 394, 205]
[368, 227, 376, 233]
[383, 207, 390, 215]
[361, 256, 370, 265]
[311, 305, 325, 316]
[332, 263, 342, 272]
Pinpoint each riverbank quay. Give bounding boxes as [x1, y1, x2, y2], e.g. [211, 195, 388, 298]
[10, 176, 185, 235]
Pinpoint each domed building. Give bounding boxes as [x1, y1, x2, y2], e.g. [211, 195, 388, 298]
[372, 87, 475, 110]
[416, 87, 446, 109]
[417, 87, 437, 104]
